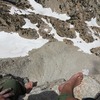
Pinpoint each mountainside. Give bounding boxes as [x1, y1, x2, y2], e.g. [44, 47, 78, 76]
[0, 0, 100, 57]
[0, 41, 100, 100]
[0, 0, 100, 100]
[37, 0, 100, 42]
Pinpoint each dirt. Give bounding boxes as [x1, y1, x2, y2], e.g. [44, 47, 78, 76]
[37, 0, 100, 43]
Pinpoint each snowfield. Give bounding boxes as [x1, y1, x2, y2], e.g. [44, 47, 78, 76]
[0, 31, 48, 58]
[0, 0, 100, 58]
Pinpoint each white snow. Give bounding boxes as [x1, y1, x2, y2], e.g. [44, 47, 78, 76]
[70, 24, 74, 28]
[41, 18, 100, 54]
[1, 0, 100, 58]
[22, 18, 38, 30]
[9, 6, 30, 15]
[69, 32, 100, 54]
[85, 17, 100, 27]
[9, 0, 70, 20]
[0, 31, 48, 58]
[42, 18, 65, 41]
[40, 18, 100, 54]
[27, 0, 70, 21]
[44, 28, 49, 32]
[82, 69, 89, 76]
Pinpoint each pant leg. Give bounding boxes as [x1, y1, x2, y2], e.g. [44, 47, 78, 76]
[58, 93, 73, 100]
[2, 78, 24, 100]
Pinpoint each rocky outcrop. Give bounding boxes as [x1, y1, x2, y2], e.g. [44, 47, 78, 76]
[63, 39, 73, 45]
[49, 17, 76, 38]
[0, 41, 100, 82]
[37, 0, 100, 43]
[19, 28, 39, 39]
[0, 12, 25, 32]
[91, 26, 100, 39]
[80, 33, 94, 43]
[0, 0, 99, 43]
[0, 42, 100, 99]
[2, 0, 31, 9]
[37, 0, 99, 23]
[91, 47, 100, 57]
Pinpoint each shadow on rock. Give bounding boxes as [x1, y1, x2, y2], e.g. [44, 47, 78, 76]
[28, 91, 58, 100]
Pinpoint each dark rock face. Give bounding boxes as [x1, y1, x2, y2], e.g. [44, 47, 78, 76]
[63, 39, 73, 45]
[0, 42, 100, 100]
[91, 47, 100, 57]
[0, 0, 99, 43]
[0, 57, 30, 76]
[91, 26, 100, 39]
[37, 0, 99, 21]
[1, 0, 98, 43]
[37, 0, 100, 43]
[80, 33, 94, 43]
[19, 28, 39, 39]
[50, 18, 76, 38]
[0, 12, 25, 32]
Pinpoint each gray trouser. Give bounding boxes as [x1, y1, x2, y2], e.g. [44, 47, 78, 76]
[2, 78, 25, 100]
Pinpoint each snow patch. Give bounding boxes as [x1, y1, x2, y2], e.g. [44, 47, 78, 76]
[22, 18, 38, 30]
[28, 0, 70, 21]
[85, 18, 100, 27]
[0, 31, 48, 58]
[69, 32, 100, 54]
[70, 24, 74, 28]
[42, 18, 65, 41]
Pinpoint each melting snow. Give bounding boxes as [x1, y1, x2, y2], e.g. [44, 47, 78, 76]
[42, 18, 65, 41]
[69, 32, 100, 54]
[0, 31, 48, 58]
[10, 6, 30, 15]
[1, 0, 100, 58]
[27, 0, 70, 21]
[9, 0, 70, 21]
[85, 17, 100, 27]
[22, 18, 38, 30]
